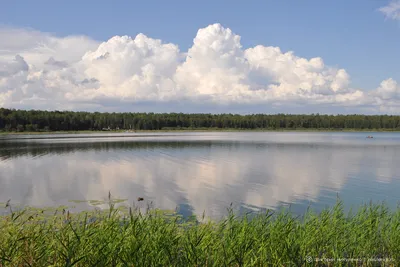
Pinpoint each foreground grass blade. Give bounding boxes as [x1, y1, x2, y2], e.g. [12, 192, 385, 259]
[0, 199, 399, 266]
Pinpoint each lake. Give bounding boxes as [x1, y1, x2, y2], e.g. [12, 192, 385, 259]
[1, 131, 400, 219]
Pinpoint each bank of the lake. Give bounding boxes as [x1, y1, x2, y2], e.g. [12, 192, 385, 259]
[2, 108, 400, 133]
[1, 127, 400, 135]
[0, 200, 398, 266]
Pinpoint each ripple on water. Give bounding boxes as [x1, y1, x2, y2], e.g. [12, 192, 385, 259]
[1, 132, 400, 220]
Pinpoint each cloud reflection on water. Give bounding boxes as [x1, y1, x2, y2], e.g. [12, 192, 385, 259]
[0, 133, 400, 219]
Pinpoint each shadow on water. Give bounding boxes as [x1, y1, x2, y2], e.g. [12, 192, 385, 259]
[1, 138, 399, 159]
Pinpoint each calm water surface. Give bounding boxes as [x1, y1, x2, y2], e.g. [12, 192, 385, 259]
[1, 132, 400, 219]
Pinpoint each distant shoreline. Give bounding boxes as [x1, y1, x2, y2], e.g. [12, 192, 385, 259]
[1, 128, 400, 135]
[3, 108, 400, 133]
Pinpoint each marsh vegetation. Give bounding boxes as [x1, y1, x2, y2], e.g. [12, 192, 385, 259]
[0, 196, 399, 266]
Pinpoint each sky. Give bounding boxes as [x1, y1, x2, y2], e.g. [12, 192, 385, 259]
[0, 0, 400, 114]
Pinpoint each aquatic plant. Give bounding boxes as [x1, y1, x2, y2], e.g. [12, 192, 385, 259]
[0, 197, 399, 266]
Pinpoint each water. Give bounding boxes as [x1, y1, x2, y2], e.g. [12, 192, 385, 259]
[0, 131, 400, 219]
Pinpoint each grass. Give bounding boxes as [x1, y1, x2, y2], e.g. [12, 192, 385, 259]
[1, 197, 399, 266]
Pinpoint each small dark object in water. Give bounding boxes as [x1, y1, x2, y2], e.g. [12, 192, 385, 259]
[137, 197, 144, 202]
[366, 136, 373, 139]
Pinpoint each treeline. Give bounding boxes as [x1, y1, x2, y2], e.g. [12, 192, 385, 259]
[1, 108, 400, 132]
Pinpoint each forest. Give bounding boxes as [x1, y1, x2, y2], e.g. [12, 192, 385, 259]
[1, 108, 400, 132]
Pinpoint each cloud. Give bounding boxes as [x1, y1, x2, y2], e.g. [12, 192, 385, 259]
[376, 78, 400, 100]
[379, 1, 400, 21]
[0, 24, 398, 113]
[44, 57, 69, 69]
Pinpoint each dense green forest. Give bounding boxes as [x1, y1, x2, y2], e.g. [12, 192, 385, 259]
[1, 108, 400, 132]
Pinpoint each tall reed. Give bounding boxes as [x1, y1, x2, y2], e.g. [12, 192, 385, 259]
[0, 198, 399, 266]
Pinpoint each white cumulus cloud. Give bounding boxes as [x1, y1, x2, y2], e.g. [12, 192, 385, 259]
[379, 1, 400, 21]
[0, 24, 398, 113]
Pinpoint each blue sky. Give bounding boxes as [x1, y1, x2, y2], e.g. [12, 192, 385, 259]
[2, 0, 399, 90]
[0, 0, 399, 114]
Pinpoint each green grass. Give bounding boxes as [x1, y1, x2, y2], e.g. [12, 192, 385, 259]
[1, 198, 399, 266]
